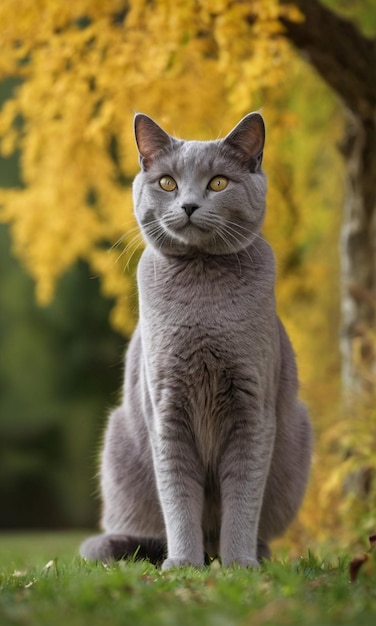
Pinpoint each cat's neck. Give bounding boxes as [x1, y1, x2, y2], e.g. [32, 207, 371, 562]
[138, 236, 275, 291]
[145, 235, 268, 266]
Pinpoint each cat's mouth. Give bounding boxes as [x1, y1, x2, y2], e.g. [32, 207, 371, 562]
[155, 214, 251, 255]
[158, 219, 214, 252]
[163, 217, 210, 240]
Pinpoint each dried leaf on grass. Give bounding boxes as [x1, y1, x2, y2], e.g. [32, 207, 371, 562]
[349, 534, 376, 582]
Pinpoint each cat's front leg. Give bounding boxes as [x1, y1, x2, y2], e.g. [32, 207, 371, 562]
[219, 401, 275, 568]
[152, 410, 205, 570]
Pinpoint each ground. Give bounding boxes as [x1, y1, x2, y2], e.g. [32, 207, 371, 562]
[0, 532, 376, 625]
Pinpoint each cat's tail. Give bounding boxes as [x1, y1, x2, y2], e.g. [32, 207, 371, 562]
[80, 533, 166, 565]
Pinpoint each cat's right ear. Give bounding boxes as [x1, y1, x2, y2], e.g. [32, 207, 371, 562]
[134, 114, 174, 170]
[223, 112, 265, 171]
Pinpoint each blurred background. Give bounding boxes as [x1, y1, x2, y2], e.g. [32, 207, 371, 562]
[0, 85, 125, 526]
[0, 0, 375, 553]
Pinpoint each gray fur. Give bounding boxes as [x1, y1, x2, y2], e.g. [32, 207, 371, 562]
[80, 113, 312, 569]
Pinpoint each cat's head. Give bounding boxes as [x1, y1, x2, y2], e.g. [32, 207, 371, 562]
[132, 113, 266, 256]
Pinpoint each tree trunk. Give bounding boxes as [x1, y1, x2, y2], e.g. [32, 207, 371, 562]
[279, 0, 376, 395]
[339, 112, 376, 394]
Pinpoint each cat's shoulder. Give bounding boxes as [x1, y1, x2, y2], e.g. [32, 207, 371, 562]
[251, 235, 274, 258]
[247, 236, 276, 276]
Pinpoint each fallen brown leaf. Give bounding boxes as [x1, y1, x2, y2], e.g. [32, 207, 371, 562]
[349, 534, 376, 582]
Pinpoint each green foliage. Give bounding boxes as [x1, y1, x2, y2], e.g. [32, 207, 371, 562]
[0, 225, 124, 528]
[321, 398, 376, 544]
[1, 533, 376, 626]
[322, 0, 376, 36]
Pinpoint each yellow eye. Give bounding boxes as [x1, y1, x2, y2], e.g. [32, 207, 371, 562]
[208, 176, 228, 192]
[159, 175, 177, 191]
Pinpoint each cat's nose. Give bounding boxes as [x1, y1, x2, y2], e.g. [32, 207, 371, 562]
[182, 203, 200, 217]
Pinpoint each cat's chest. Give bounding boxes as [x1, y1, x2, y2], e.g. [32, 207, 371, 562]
[137, 245, 276, 373]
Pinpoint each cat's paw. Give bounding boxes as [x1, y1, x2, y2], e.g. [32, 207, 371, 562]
[222, 556, 260, 569]
[162, 557, 204, 570]
[236, 557, 260, 569]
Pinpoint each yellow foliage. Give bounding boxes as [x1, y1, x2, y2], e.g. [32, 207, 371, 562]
[0, 0, 298, 332]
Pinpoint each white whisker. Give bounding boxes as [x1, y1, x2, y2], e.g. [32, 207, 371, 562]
[109, 233, 127, 251]
[216, 226, 243, 275]
[123, 237, 144, 272]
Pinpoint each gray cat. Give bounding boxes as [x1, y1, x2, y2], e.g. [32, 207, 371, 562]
[80, 112, 312, 569]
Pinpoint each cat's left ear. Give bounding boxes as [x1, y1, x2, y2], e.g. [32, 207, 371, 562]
[223, 112, 265, 171]
[134, 114, 175, 170]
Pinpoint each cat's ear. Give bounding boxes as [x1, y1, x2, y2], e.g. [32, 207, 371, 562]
[223, 113, 265, 171]
[134, 114, 174, 170]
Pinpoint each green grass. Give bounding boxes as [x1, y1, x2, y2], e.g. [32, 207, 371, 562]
[0, 533, 375, 625]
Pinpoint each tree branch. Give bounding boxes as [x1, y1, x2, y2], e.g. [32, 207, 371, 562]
[279, 0, 376, 120]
